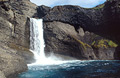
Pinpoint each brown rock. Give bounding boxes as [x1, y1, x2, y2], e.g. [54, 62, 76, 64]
[0, 71, 6, 78]
[0, 0, 37, 77]
[0, 44, 27, 78]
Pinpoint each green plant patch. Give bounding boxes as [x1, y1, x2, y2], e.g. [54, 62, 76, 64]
[91, 39, 118, 48]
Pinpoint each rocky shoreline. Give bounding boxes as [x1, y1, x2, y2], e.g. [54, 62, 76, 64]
[0, 0, 120, 78]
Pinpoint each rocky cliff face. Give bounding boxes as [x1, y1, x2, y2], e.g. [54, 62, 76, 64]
[0, 71, 6, 78]
[42, 0, 120, 43]
[43, 21, 116, 60]
[0, 0, 120, 77]
[37, 0, 120, 60]
[0, 0, 37, 77]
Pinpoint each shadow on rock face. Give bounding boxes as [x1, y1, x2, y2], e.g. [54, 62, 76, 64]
[114, 45, 120, 60]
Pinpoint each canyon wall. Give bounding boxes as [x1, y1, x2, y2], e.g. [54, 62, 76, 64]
[38, 0, 120, 60]
[0, 0, 120, 77]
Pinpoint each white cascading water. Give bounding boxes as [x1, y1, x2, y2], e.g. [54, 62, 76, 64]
[30, 18, 45, 59]
[29, 18, 78, 65]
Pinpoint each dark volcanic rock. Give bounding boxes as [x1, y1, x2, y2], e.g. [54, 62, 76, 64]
[114, 45, 120, 60]
[37, 0, 120, 60]
[44, 21, 95, 59]
[44, 21, 116, 60]
[102, 0, 120, 43]
[37, 5, 51, 18]
[42, 0, 120, 43]
[42, 5, 103, 32]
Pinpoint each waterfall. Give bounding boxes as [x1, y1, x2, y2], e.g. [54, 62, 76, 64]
[30, 18, 46, 62]
[29, 18, 76, 65]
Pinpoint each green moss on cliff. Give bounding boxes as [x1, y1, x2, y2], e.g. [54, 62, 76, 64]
[91, 39, 118, 48]
[93, 4, 105, 9]
[85, 4, 105, 10]
[71, 35, 91, 50]
[108, 41, 118, 47]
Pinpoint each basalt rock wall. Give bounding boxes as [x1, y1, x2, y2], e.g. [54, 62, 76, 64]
[37, 0, 120, 60]
[42, 0, 120, 44]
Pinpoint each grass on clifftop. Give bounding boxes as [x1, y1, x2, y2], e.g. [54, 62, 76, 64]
[93, 4, 105, 9]
[85, 4, 105, 10]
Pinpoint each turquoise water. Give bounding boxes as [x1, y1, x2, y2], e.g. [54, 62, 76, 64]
[18, 60, 120, 78]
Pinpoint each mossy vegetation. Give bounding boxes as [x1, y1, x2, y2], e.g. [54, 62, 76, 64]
[91, 39, 118, 48]
[71, 35, 91, 50]
[84, 4, 105, 10]
[108, 41, 118, 47]
[93, 4, 105, 9]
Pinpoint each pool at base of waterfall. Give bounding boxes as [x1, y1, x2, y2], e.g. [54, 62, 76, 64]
[18, 60, 120, 78]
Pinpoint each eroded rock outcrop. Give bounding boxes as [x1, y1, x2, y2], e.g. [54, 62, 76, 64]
[42, 0, 120, 44]
[0, 0, 37, 77]
[44, 21, 116, 60]
[37, 0, 120, 60]
[0, 44, 27, 78]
